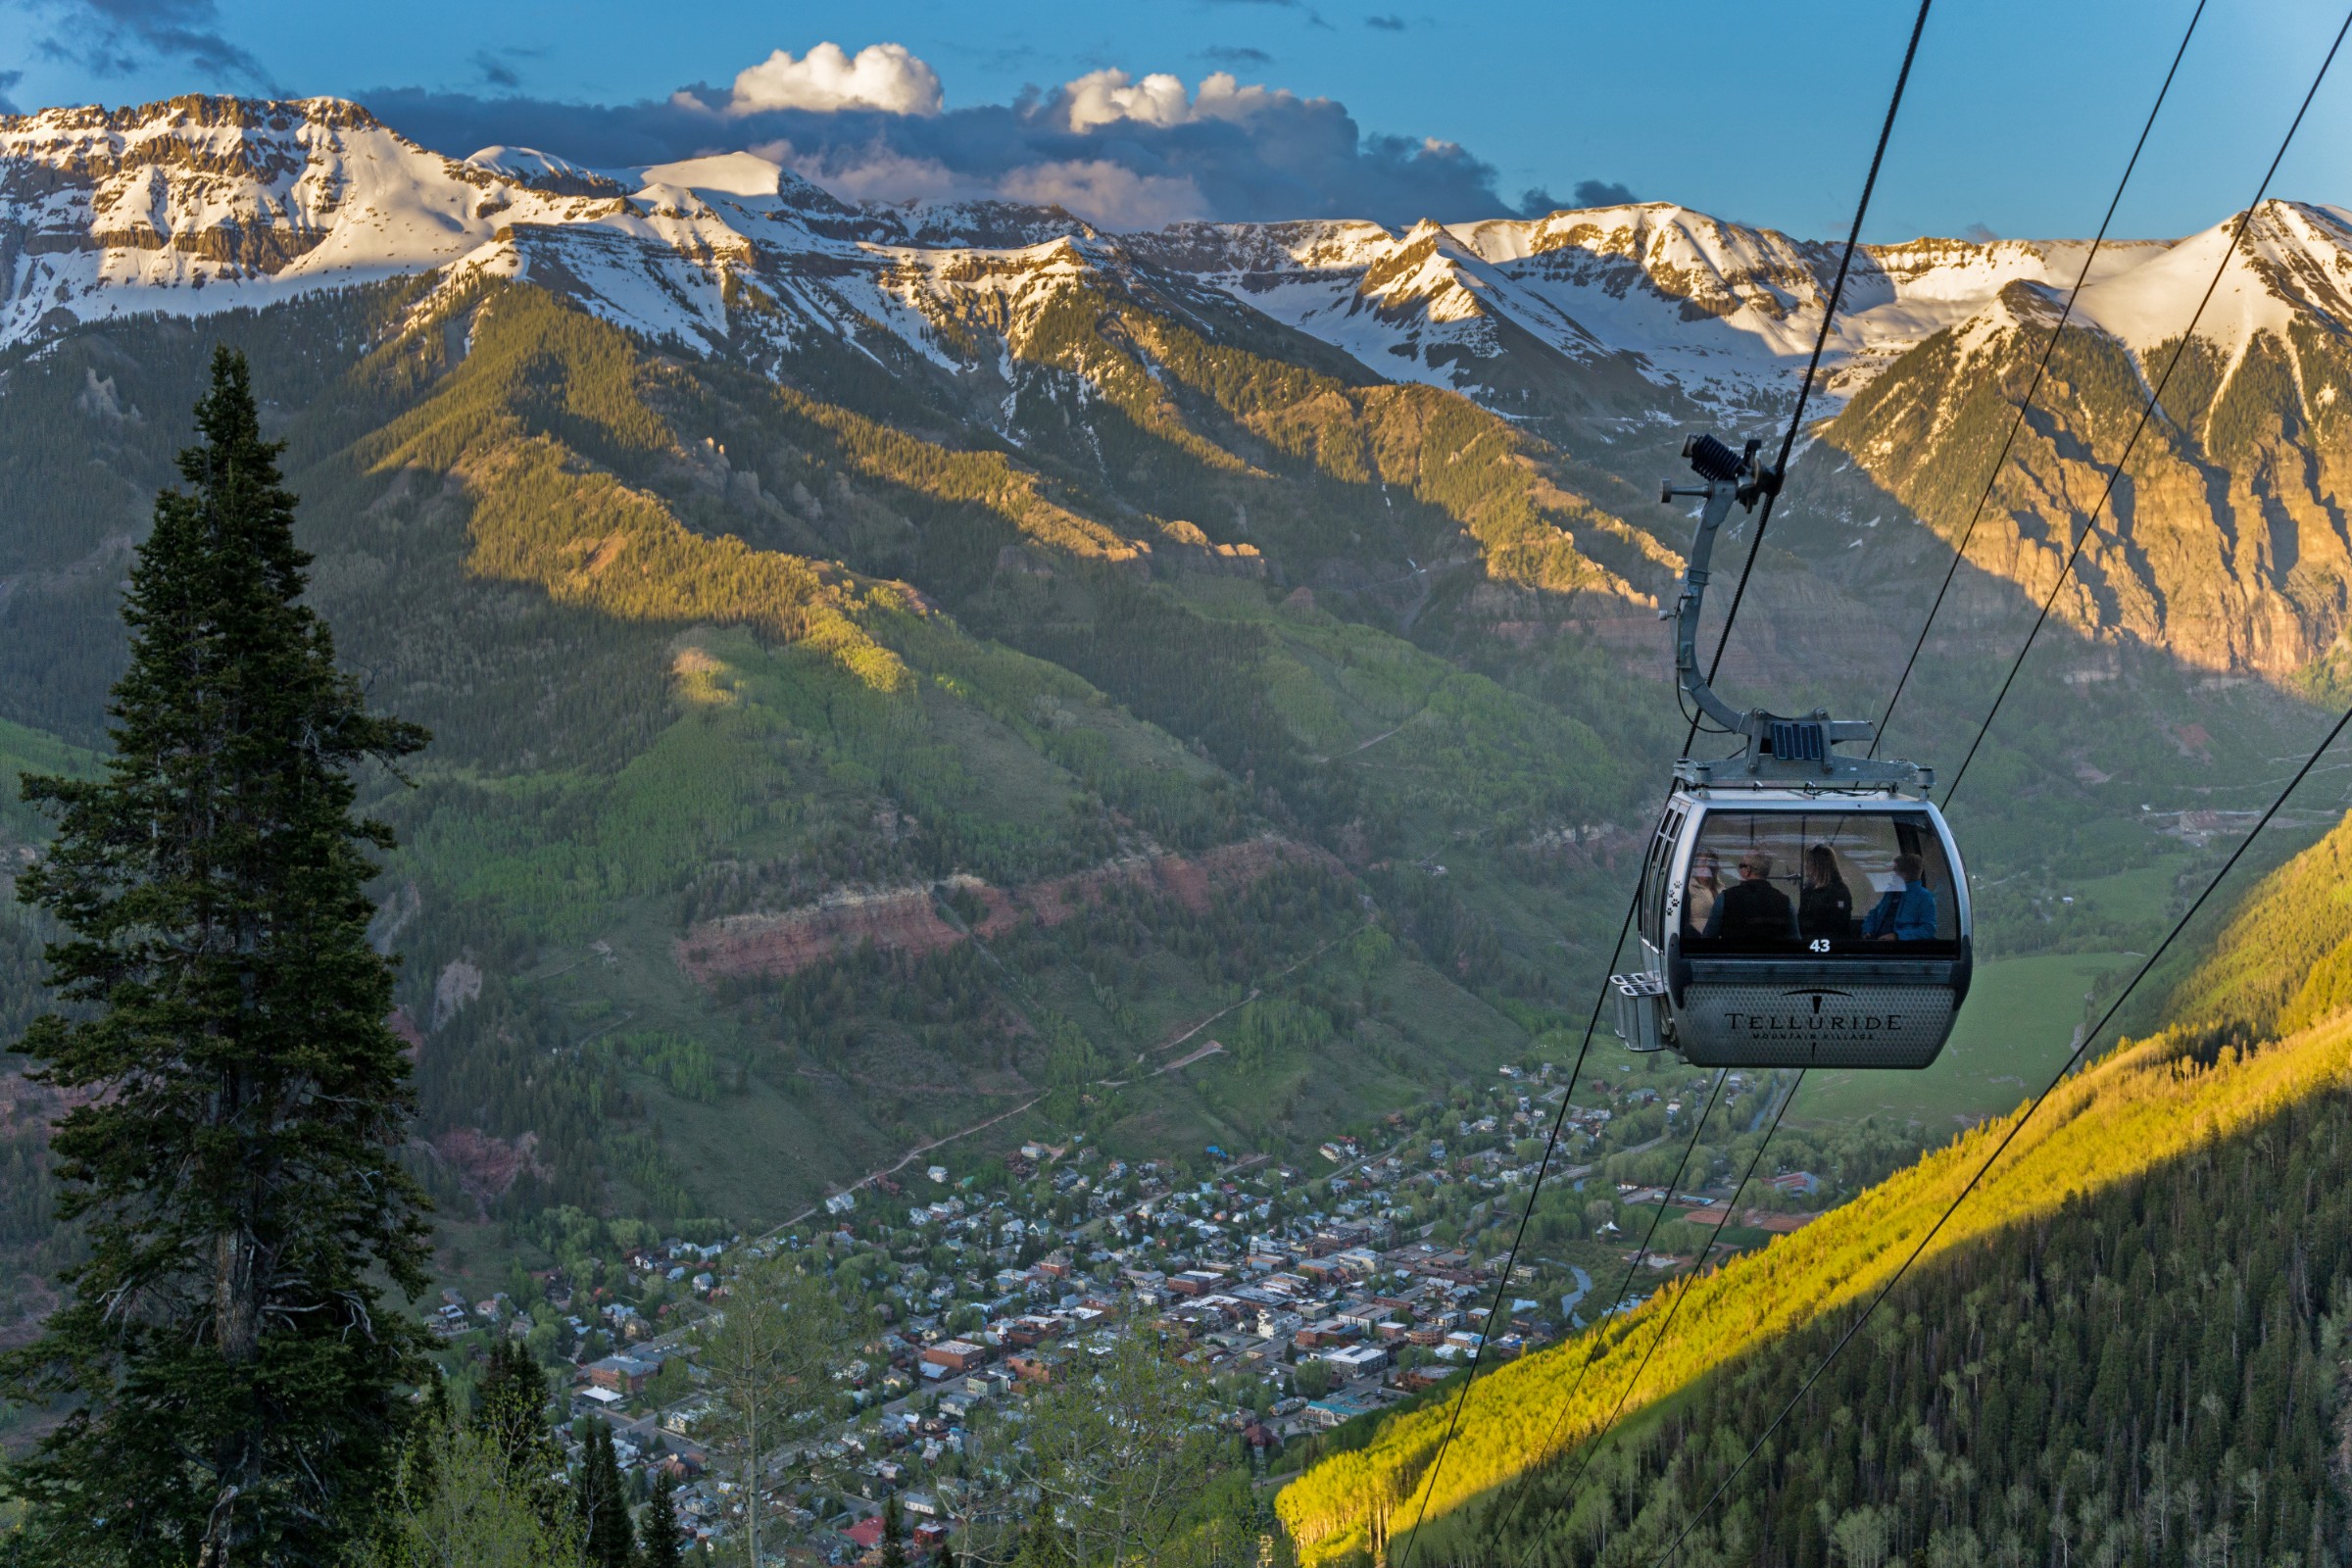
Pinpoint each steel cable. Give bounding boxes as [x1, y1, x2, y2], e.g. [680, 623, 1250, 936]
[1693, 0, 1936, 719]
[1942, 10, 2352, 808]
[1870, 0, 2208, 758]
[1386, 6, 1936, 1559]
[1460, 8, 2345, 1562]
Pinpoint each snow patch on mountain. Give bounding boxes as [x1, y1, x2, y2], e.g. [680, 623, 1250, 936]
[0, 97, 613, 344]
[15, 97, 2352, 445]
[636, 152, 787, 199]
[463, 146, 624, 196]
[2070, 203, 2352, 362]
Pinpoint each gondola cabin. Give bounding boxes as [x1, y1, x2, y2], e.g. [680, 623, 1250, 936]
[1616, 785, 1972, 1068]
[1610, 430, 1975, 1070]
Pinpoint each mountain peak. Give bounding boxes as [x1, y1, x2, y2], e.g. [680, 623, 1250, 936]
[637, 151, 787, 199]
[0, 93, 616, 346]
[465, 145, 625, 198]
[0, 92, 383, 135]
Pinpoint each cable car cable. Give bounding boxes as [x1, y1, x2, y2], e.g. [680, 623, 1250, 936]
[1675, 0, 1938, 751]
[1383, 896, 1636, 1567]
[1482, 1068, 1732, 1539]
[1940, 6, 2352, 809]
[1645, 691, 2352, 1568]
[1492, 1067, 1804, 1561]
[1486, 9, 2332, 1560]
[1870, 0, 2208, 760]
[1613, 19, 2352, 1559]
[1446, 5, 2282, 1544]
[1693, 0, 1934, 711]
[1391, 6, 1936, 1549]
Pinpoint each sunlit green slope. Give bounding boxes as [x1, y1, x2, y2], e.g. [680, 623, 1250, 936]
[1279, 812, 2352, 1563]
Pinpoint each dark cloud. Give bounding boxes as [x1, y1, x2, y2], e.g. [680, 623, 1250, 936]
[1365, 14, 1408, 29]
[1517, 186, 1559, 217]
[1202, 46, 1275, 65]
[1572, 177, 1639, 208]
[0, 69, 22, 115]
[27, 0, 277, 92]
[1964, 221, 1999, 243]
[364, 80, 1524, 228]
[469, 45, 546, 93]
[473, 52, 521, 90]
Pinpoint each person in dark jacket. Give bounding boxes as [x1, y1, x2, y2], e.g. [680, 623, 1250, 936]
[1703, 852, 1797, 947]
[1798, 844, 1853, 942]
[1862, 853, 1939, 941]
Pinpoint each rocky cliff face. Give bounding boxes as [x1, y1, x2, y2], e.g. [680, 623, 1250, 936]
[0, 95, 628, 344]
[1819, 201, 2352, 676]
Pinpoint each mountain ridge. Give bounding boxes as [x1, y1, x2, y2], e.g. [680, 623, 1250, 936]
[4, 93, 2296, 419]
[23, 95, 2352, 688]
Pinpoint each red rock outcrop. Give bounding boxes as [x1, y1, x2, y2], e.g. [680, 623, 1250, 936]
[675, 835, 1332, 985]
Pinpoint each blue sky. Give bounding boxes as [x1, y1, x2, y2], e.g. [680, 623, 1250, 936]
[7, 0, 2352, 238]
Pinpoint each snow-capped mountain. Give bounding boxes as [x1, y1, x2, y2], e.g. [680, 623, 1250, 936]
[0, 94, 2269, 416]
[14, 94, 2352, 673]
[0, 98, 617, 345]
[1818, 198, 2352, 675]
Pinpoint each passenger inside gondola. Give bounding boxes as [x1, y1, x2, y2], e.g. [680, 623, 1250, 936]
[1862, 852, 1938, 941]
[1683, 848, 1723, 938]
[1678, 810, 1959, 956]
[1704, 852, 1797, 943]
[1798, 843, 1852, 940]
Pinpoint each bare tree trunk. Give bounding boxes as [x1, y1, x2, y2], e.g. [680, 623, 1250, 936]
[743, 1395, 760, 1568]
[216, 1225, 259, 1361]
[195, 1482, 242, 1568]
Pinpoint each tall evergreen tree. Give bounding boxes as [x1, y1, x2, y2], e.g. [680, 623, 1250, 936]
[578, 1419, 634, 1568]
[2, 347, 432, 1566]
[639, 1468, 685, 1568]
[879, 1494, 908, 1568]
[474, 1338, 564, 1527]
[401, 1372, 458, 1524]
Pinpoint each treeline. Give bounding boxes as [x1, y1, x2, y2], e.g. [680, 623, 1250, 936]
[1443, 1080, 2352, 1568]
[2167, 808, 2352, 1037]
[1004, 274, 1653, 601]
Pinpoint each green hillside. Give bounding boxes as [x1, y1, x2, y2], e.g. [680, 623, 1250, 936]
[0, 255, 2339, 1335]
[1419, 1052, 2352, 1566]
[0, 277, 1659, 1252]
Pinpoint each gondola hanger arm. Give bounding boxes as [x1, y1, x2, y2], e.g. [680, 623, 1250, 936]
[1662, 432, 1920, 790]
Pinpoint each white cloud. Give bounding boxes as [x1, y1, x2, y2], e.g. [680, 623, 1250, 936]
[726, 42, 943, 117]
[1192, 73, 1289, 123]
[1056, 69, 1295, 132]
[1061, 69, 1192, 131]
[387, 50, 1519, 229]
[770, 139, 1209, 230]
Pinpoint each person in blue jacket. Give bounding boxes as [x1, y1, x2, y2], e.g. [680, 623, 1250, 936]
[1862, 853, 1938, 941]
